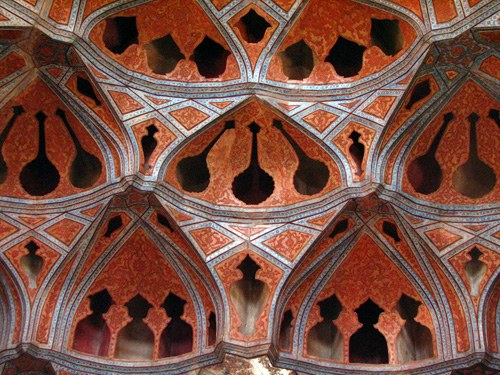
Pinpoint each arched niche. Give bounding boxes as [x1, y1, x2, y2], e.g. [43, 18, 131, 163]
[164, 99, 342, 208]
[64, 220, 220, 363]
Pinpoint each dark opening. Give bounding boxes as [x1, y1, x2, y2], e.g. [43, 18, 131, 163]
[278, 40, 314, 80]
[279, 309, 294, 351]
[464, 247, 487, 297]
[159, 293, 193, 357]
[73, 289, 113, 357]
[229, 255, 269, 337]
[104, 215, 123, 238]
[348, 131, 365, 176]
[208, 312, 217, 346]
[235, 9, 271, 43]
[407, 112, 454, 195]
[452, 112, 496, 198]
[103, 17, 138, 55]
[382, 221, 401, 243]
[405, 79, 431, 110]
[157, 213, 173, 232]
[176, 120, 235, 193]
[307, 295, 343, 360]
[273, 119, 329, 195]
[20, 241, 43, 289]
[325, 36, 366, 78]
[489, 109, 499, 129]
[144, 34, 185, 75]
[370, 18, 404, 56]
[76, 76, 101, 106]
[396, 294, 433, 363]
[232, 122, 275, 205]
[115, 294, 154, 360]
[329, 219, 348, 239]
[0, 105, 25, 185]
[20, 111, 60, 196]
[191, 36, 230, 78]
[349, 299, 388, 364]
[141, 124, 158, 171]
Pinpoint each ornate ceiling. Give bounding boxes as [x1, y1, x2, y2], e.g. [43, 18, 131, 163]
[0, 0, 498, 374]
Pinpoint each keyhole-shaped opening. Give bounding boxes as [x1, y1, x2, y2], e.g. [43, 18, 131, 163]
[349, 299, 388, 364]
[307, 295, 343, 360]
[208, 312, 217, 346]
[229, 255, 269, 337]
[159, 293, 193, 357]
[396, 294, 433, 363]
[235, 9, 271, 43]
[465, 247, 487, 297]
[191, 36, 231, 78]
[405, 79, 431, 110]
[104, 215, 123, 238]
[20, 241, 43, 289]
[279, 309, 294, 351]
[115, 294, 154, 360]
[73, 289, 113, 356]
[325, 36, 366, 78]
[370, 19, 404, 56]
[141, 124, 159, 171]
[382, 221, 401, 243]
[278, 40, 315, 80]
[157, 213, 173, 232]
[329, 219, 348, 239]
[144, 34, 185, 75]
[103, 17, 138, 55]
[77, 77, 101, 106]
[348, 131, 365, 176]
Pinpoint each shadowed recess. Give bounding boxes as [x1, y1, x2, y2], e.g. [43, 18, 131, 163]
[144, 34, 185, 75]
[348, 131, 365, 177]
[405, 79, 431, 110]
[208, 312, 217, 346]
[273, 119, 329, 195]
[407, 112, 454, 195]
[157, 213, 173, 232]
[229, 255, 269, 337]
[307, 294, 343, 360]
[73, 289, 113, 356]
[382, 221, 400, 243]
[103, 17, 138, 55]
[452, 112, 496, 198]
[349, 299, 388, 364]
[176, 121, 234, 193]
[20, 111, 60, 196]
[278, 40, 314, 80]
[235, 9, 271, 43]
[191, 36, 231, 78]
[141, 124, 158, 171]
[232, 122, 275, 205]
[396, 294, 433, 363]
[279, 309, 293, 351]
[464, 247, 487, 297]
[115, 294, 154, 360]
[55, 109, 103, 189]
[20, 241, 43, 289]
[371, 19, 404, 56]
[159, 293, 193, 357]
[329, 219, 348, 239]
[325, 36, 366, 78]
[76, 76, 101, 106]
[104, 215, 123, 238]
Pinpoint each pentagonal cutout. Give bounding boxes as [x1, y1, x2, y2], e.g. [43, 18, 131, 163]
[103, 16, 139, 55]
[144, 34, 185, 75]
[191, 36, 231, 78]
[371, 19, 404, 56]
[278, 40, 314, 80]
[325, 36, 366, 78]
[235, 9, 271, 43]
